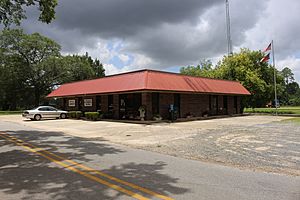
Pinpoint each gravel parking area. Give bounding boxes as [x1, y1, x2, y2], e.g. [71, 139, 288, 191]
[142, 121, 300, 176]
[1, 115, 299, 176]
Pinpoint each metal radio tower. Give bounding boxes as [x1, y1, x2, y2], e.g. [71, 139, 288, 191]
[225, 0, 233, 55]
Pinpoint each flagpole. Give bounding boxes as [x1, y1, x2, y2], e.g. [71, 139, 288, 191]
[272, 40, 278, 115]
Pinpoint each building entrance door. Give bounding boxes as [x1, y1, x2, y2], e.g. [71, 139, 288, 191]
[119, 93, 141, 120]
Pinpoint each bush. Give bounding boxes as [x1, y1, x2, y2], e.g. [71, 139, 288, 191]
[153, 114, 162, 121]
[102, 111, 114, 119]
[68, 111, 83, 119]
[85, 112, 102, 121]
[289, 97, 300, 106]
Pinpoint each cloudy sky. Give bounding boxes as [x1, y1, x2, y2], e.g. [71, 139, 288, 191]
[20, 0, 300, 82]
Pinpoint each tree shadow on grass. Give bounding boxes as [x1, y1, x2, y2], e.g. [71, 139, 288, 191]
[0, 130, 189, 199]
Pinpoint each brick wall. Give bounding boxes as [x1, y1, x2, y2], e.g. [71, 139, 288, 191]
[101, 95, 108, 113]
[180, 94, 209, 117]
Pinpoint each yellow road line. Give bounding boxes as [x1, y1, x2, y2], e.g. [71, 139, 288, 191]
[6, 135, 173, 200]
[0, 133, 149, 200]
[0, 132, 174, 200]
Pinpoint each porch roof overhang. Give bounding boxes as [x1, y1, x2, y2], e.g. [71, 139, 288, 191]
[47, 69, 251, 98]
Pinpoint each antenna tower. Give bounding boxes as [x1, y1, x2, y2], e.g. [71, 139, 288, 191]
[226, 0, 233, 55]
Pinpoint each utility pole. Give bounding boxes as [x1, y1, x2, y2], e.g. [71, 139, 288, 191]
[272, 40, 278, 115]
[225, 0, 233, 56]
[225, 0, 233, 80]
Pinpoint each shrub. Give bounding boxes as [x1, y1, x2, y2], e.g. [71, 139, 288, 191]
[85, 112, 101, 121]
[102, 111, 114, 119]
[68, 111, 83, 119]
[153, 114, 162, 120]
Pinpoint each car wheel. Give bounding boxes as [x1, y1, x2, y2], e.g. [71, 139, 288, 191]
[34, 114, 42, 121]
[60, 113, 67, 119]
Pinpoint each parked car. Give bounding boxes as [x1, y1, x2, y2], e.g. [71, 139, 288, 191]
[22, 106, 68, 121]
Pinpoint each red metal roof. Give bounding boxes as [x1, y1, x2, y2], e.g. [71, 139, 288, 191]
[47, 69, 250, 97]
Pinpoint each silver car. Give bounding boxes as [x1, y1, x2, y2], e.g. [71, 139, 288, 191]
[22, 106, 68, 121]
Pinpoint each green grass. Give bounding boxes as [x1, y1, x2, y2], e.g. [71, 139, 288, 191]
[244, 106, 300, 115]
[0, 111, 22, 115]
[281, 117, 300, 125]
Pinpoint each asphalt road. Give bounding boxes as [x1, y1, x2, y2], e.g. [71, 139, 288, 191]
[0, 120, 299, 200]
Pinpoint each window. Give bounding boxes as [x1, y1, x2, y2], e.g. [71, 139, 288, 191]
[223, 96, 228, 109]
[96, 96, 101, 110]
[174, 93, 180, 117]
[152, 93, 159, 114]
[234, 96, 238, 113]
[209, 95, 218, 115]
[108, 95, 113, 111]
[38, 107, 48, 111]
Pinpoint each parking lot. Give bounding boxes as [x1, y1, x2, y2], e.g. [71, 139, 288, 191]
[1, 115, 299, 176]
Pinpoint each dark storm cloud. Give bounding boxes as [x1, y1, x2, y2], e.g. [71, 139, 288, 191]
[12, 0, 300, 82]
[124, 0, 268, 67]
[20, 0, 268, 67]
[53, 0, 220, 38]
[21, 0, 220, 53]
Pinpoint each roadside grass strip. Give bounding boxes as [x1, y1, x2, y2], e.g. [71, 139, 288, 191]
[0, 111, 22, 115]
[0, 132, 174, 200]
[244, 106, 300, 114]
[281, 117, 300, 124]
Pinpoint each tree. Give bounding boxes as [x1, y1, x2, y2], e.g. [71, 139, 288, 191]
[180, 49, 287, 108]
[180, 59, 215, 78]
[281, 67, 294, 85]
[0, 29, 61, 106]
[59, 54, 105, 84]
[0, 29, 106, 110]
[85, 52, 105, 78]
[0, 0, 57, 27]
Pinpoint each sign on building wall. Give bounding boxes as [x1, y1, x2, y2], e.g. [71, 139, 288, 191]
[68, 99, 76, 107]
[84, 99, 93, 107]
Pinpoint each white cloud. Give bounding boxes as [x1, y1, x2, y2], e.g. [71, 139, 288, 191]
[277, 56, 300, 83]
[239, 0, 300, 83]
[118, 54, 130, 63]
[103, 64, 120, 75]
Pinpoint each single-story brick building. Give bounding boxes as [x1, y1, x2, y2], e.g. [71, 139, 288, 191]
[47, 69, 250, 120]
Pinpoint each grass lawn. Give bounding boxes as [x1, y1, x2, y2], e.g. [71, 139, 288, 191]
[244, 106, 300, 114]
[0, 111, 22, 115]
[281, 117, 300, 125]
